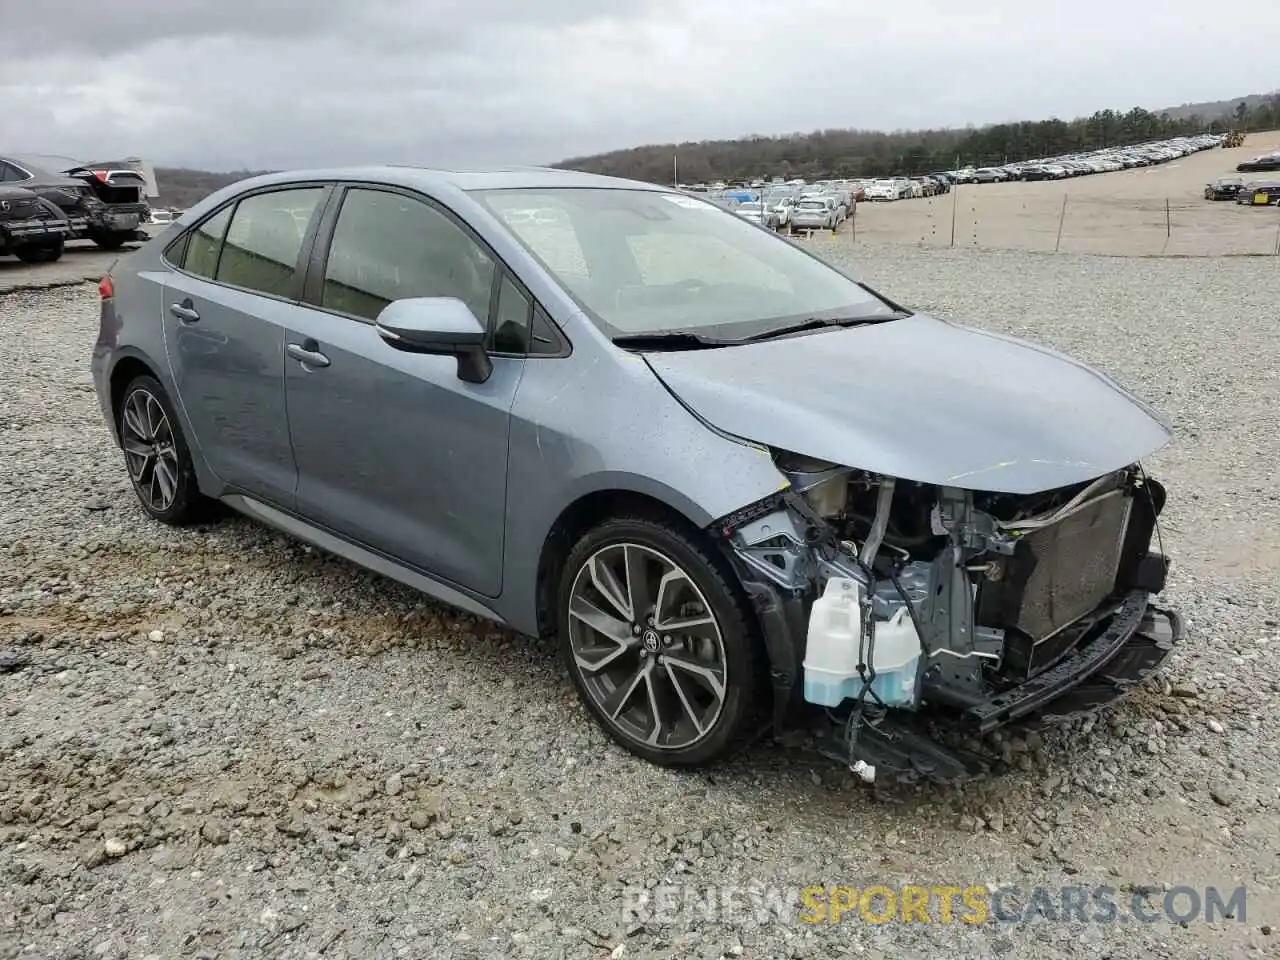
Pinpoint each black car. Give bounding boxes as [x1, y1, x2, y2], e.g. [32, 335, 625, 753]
[1204, 175, 1244, 200]
[1236, 152, 1280, 173]
[0, 186, 71, 262]
[0, 154, 150, 250]
[1235, 180, 1280, 205]
[1019, 164, 1055, 182]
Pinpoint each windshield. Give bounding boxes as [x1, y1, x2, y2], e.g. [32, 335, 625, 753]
[474, 187, 896, 339]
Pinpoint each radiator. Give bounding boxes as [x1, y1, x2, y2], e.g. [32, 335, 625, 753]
[978, 487, 1134, 677]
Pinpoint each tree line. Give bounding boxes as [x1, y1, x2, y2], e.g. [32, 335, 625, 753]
[555, 96, 1280, 185]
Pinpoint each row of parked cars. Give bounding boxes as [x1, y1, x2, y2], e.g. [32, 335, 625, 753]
[1203, 174, 1280, 205]
[0, 153, 150, 263]
[688, 174, 958, 232]
[684, 134, 1231, 226]
[1216, 149, 1280, 205]
[690, 181, 863, 232]
[947, 133, 1227, 184]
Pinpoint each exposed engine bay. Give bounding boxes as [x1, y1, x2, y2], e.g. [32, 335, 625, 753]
[713, 449, 1180, 783]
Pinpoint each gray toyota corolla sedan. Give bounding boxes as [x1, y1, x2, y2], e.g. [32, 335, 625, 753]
[90, 166, 1181, 781]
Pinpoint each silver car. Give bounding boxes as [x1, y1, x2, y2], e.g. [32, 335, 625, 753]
[790, 197, 836, 231]
[90, 166, 1181, 780]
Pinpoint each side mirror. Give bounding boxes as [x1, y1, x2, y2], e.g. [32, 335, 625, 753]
[375, 297, 492, 384]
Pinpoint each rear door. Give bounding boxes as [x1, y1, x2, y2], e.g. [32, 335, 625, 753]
[281, 184, 526, 597]
[161, 184, 329, 505]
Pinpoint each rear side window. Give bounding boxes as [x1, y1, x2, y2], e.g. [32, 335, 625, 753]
[182, 205, 233, 279]
[215, 188, 324, 298]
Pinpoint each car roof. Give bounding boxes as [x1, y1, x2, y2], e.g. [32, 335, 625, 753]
[223, 164, 664, 194]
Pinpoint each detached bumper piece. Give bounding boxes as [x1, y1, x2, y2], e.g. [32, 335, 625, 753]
[818, 593, 1182, 784]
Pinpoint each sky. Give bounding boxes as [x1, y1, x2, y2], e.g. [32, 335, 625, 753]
[0, 0, 1277, 172]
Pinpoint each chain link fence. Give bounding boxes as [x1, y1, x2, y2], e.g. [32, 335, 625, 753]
[792, 187, 1280, 257]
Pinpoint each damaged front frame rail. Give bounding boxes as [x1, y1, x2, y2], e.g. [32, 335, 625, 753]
[709, 488, 1183, 785]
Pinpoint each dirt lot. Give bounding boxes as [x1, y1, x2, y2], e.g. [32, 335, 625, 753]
[827, 131, 1280, 256]
[2, 223, 1279, 959]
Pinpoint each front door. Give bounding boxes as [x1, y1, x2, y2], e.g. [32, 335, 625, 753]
[283, 186, 524, 598]
[161, 185, 328, 505]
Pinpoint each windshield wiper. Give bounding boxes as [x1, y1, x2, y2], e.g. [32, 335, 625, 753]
[611, 331, 734, 351]
[740, 313, 906, 343]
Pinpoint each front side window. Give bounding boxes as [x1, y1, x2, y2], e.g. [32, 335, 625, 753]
[475, 187, 896, 340]
[490, 273, 531, 354]
[321, 188, 495, 324]
[216, 188, 324, 298]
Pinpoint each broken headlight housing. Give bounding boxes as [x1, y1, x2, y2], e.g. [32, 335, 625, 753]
[772, 450, 850, 519]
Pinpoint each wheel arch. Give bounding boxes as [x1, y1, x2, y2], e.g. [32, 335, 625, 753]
[103, 348, 223, 497]
[533, 486, 722, 640]
[107, 351, 162, 442]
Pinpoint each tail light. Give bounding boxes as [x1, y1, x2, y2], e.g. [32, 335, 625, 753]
[98, 275, 114, 299]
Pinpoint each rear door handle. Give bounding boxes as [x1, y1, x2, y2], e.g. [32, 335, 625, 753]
[169, 300, 199, 323]
[287, 341, 330, 369]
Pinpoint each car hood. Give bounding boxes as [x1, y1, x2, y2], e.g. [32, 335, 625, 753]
[643, 313, 1173, 494]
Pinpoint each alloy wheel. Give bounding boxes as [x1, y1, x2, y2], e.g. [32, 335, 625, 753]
[567, 542, 728, 750]
[121, 388, 180, 513]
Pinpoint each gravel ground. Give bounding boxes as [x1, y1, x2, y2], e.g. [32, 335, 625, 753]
[2, 248, 1278, 960]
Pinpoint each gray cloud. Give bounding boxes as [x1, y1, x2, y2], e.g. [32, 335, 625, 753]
[0, 0, 1276, 171]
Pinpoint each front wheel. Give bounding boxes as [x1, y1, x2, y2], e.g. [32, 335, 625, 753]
[558, 516, 764, 767]
[14, 241, 63, 264]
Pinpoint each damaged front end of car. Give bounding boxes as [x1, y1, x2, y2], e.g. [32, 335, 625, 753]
[711, 452, 1182, 783]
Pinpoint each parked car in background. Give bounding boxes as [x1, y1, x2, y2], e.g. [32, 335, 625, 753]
[1235, 179, 1280, 205]
[864, 179, 900, 201]
[972, 167, 1007, 183]
[1203, 176, 1244, 201]
[734, 203, 780, 230]
[0, 186, 71, 262]
[90, 165, 1180, 780]
[790, 196, 837, 230]
[769, 195, 797, 228]
[1236, 152, 1280, 173]
[0, 153, 150, 249]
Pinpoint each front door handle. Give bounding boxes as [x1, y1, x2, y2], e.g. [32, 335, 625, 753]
[287, 341, 330, 369]
[169, 300, 200, 323]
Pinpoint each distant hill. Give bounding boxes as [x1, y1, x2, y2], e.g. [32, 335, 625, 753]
[152, 167, 272, 211]
[554, 92, 1280, 185]
[148, 89, 1278, 204]
[1160, 92, 1276, 121]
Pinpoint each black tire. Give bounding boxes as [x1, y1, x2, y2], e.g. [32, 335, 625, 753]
[14, 242, 63, 264]
[89, 230, 128, 251]
[117, 374, 213, 525]
[557, 515, 765, 767]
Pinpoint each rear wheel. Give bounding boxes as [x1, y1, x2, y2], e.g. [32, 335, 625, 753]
[89, 230, 129, 251]
[558, 516, 764, 767]
[118, 375, 212, 525]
